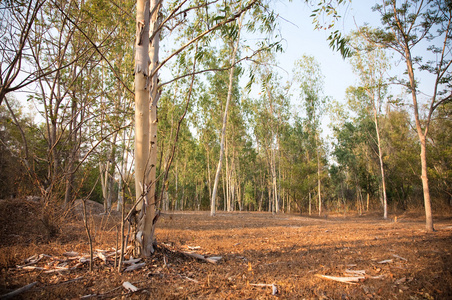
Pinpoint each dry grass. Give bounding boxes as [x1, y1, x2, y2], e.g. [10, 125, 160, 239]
[1, 199, 451, 299]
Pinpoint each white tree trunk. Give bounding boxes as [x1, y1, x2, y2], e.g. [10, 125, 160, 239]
[373, 108, 388, 219]
[210, 33, 241, 216]
[133, 0, 151, 257]
[138, 0, 162, 256]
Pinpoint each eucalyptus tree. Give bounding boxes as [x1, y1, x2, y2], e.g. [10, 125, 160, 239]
[347, 33, 391, 219]
[293, 55, 329, 216]
[360, 0, 452, 231]
[210, 12, 243, 216]
[132, 0, 277, 257]
[247, 52, 289, 214]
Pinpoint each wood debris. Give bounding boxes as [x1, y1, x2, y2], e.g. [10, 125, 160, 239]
[392, 254, 407, 261]
[13, 249, 127, 274]
[0, 281, 37, 299]
[378, 259, 393, 264]
[183, 251, 222, 264]
[178, 274, 200, 283]
[205, 256, 222, 264]
[122, 258, 142, 265]
[124, 262, 146, 272]
[122, 281, 138, 292]
[345, 269, 366, 276]
[315, 274, 365, 284]
[187, 246, 201, 250]
[250, 283, 278, 295]
[97, 251, 107, 263]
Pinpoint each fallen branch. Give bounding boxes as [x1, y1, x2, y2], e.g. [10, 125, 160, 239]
[122, 258, 142, 265]
[97, 251, 107, 263]
[43, 267, 70, 274]
[23, 254, 49, 266]
[392, 254, 407, 261]
[0, 281, 37, 299]
[183, 252, 222, 264]
[124, 262, 146, 272]
[16, 266, 45, 271]
[378, 259, 393, 264]
[205, 256, 222, 264]
[315, 274, 364, 284]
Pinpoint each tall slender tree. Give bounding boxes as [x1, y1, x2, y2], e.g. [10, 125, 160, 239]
[293, 55, 328, 216]
[348, 32, 390, 219]
[361, 0, 452, 231]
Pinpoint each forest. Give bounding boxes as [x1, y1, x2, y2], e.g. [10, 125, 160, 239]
[1, 0, 452, 298]
[1, 0, 451, 229]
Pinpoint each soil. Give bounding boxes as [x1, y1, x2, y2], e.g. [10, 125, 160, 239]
[1, 198, 451, 299]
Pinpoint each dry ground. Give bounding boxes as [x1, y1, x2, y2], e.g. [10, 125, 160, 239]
[1, 198, 452, 299]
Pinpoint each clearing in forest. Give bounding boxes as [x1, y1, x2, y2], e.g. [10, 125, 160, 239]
[1, 199, 451, 299]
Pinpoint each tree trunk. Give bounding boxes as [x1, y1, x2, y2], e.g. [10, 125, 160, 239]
[133, 0, 152, 257]
[64, 89, 78, 209]
[138, 0, 162, 256]
[404, 47, 434, 232]
[210, 32, 241, 216]
[420, 136, 434, 231]
[373, 100, 388, 219]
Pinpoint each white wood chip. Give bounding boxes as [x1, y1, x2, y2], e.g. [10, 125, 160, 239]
[123, 281, 138, 292]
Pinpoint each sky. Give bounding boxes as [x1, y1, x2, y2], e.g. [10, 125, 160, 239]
[272, 0, 439, 109]
[17, 0, 441, 132]
[273, 0, 380, 106]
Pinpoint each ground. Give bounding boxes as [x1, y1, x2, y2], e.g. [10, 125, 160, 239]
[0, 198, 451, 299]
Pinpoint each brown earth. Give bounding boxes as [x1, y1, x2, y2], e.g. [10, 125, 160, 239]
[0, 198, 452, 299]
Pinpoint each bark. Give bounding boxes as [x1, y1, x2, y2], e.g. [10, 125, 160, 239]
[64, 91, 78, 209]
[316, 147, 322, 216]
[374, 108, 388, 219]
[405, 43, 434, 232]
[133, 0, 151, 257]
[100, 161, 110, 212]
[138, 0, 162, 256]
[106, 132, 118, 211]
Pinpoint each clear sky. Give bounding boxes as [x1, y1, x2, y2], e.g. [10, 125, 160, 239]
[273, 0, 380, 106]
[272, 0, 438, 110]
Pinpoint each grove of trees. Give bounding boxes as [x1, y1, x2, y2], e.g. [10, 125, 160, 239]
[0, 0, 450, 257]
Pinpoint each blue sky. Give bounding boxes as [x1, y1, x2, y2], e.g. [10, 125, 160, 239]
[273, 0, 439, 111]
[274, 0, 381, 106]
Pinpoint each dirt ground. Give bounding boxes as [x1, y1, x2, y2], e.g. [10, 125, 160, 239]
[1, 199, 452, 299]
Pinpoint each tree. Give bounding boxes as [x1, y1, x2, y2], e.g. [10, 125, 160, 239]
[131, 0, 271, 257]
[211, 11, 244, 217]
[348, 32, 391, 219]
[293, 55, 329, 216]
[361, 0, 452, 231]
